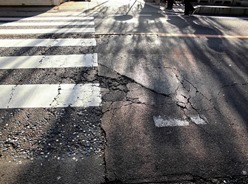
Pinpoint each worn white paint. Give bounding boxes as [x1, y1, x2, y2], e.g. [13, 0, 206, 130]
[0, 27, 95, 35]
[153, 116, 189, 127]
[0, 0, 64, 6]
[0, 84, 101, 108]
[190, 115, 208, 125]
[0, 38, 96, 47]
[0, 54, 98, 69]
[0, 21, 94, 27]
[0, 15, 100, 109]
[153, 115, 207, 127]
[0, 17, 94, 21]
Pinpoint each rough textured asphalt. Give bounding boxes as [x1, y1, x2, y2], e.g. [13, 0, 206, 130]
[0, 0, 248, 183]
[0, 13, 105, 183]
[94, 0, 248, 183]
[96, 34, 248, 184]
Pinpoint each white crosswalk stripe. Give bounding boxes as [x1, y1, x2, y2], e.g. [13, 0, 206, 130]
[0, 84, 101, 108]
[0, 54, 98, 69]
[0, 16, 94, 21]
[0, 21, 95, 26]
[0, 16, 101, 109]
[0, 38, 96, 47]
[0, 28, 95, 34]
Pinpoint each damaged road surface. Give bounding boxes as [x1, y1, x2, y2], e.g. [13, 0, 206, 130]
[1, 0, 248, 183]
[0, 15, 105, 184]
[97, 31, 248, 183]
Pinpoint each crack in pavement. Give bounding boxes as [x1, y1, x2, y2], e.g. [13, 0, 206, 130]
[38, 55, 47, 65]
[217, 82, 248, 95]
[99, 61, 218, 121]
[99, 63, 171, 98]
[175, 86, 210, 126]
[102, 101, 133, 114]
[98, 59, 231, 127]
[76, 84, 101, 107]
[172, 68, 215, 111]
[7, 85, 18, 108]
[49, 84, 62, 107]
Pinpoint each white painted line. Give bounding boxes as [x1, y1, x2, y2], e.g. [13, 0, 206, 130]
[153, 116, 189, 127]
[190, 115, 208, 125]
[0, 38, 96, 47]
[0, 83, 101, 108]
[0, 17, 94, 21]
[153, 115, 207, 127]
[113, 14, 124, 17]
[0, 21, 94, 27]
[0, 27, 95, 35]
[0, 54, 98, 69]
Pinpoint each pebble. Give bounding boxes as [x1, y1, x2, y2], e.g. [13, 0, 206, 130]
[242, 170, 247, 175]
[0, 108, 104, 162]
[72, 157, 78, 161]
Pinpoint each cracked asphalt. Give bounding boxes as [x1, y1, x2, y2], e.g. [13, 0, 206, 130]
[0, 0, 248, 183]
[96, 32, 248, 183]
[97, 34, 248, 182]
[93, 0, 248, 182]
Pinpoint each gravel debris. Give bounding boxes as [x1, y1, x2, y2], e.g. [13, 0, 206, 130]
[0, 107, 105, 162]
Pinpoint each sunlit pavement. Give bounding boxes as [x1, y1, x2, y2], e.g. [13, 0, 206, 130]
[0, 9, 105, 184]
[94, 0, 248, 183]
[0, 0, 248, 183]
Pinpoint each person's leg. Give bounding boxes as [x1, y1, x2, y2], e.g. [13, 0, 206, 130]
[184, 0, 195, 15]
[166, 0, 173, 9]
[184, 0, 190, 15]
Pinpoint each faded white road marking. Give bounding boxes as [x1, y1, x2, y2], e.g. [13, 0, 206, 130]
[153, 115, 207, 127]
[0, 84, 101, 108]
[0, 54, 98, 69]
[0, 27, 95, 35]
[0, 38, 96, 47]
[0, 17, 94, 21]
[190, 115, 208, 125]
[0, 21, 94, 27]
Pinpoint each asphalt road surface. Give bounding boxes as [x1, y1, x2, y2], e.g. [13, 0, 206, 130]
[0, 14, 105, 184]
[0, 0, 248, 183]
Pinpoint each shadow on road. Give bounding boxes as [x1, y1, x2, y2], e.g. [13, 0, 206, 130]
[95, 6, 248, 182]
[1, 1, 248, 183]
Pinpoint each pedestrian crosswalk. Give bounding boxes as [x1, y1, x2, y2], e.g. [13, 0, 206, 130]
[0, 84, 101, 108]
[0, 15, 101, 108]
[0, 28, 95, 34]
[0, 38, 96, 47]
[0, 54, 98, 69]
[0, 16, 94, 21]
[0, 21, 94, 26]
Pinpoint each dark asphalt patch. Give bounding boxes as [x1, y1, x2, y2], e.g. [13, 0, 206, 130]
[0, 68, 98, 85]
[0, 46, 95, 56]
[0, 33, 95, 39]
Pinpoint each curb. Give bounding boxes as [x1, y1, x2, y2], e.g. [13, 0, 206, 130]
[143, 1, 248, 16]
[195, 5, 248, 16]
